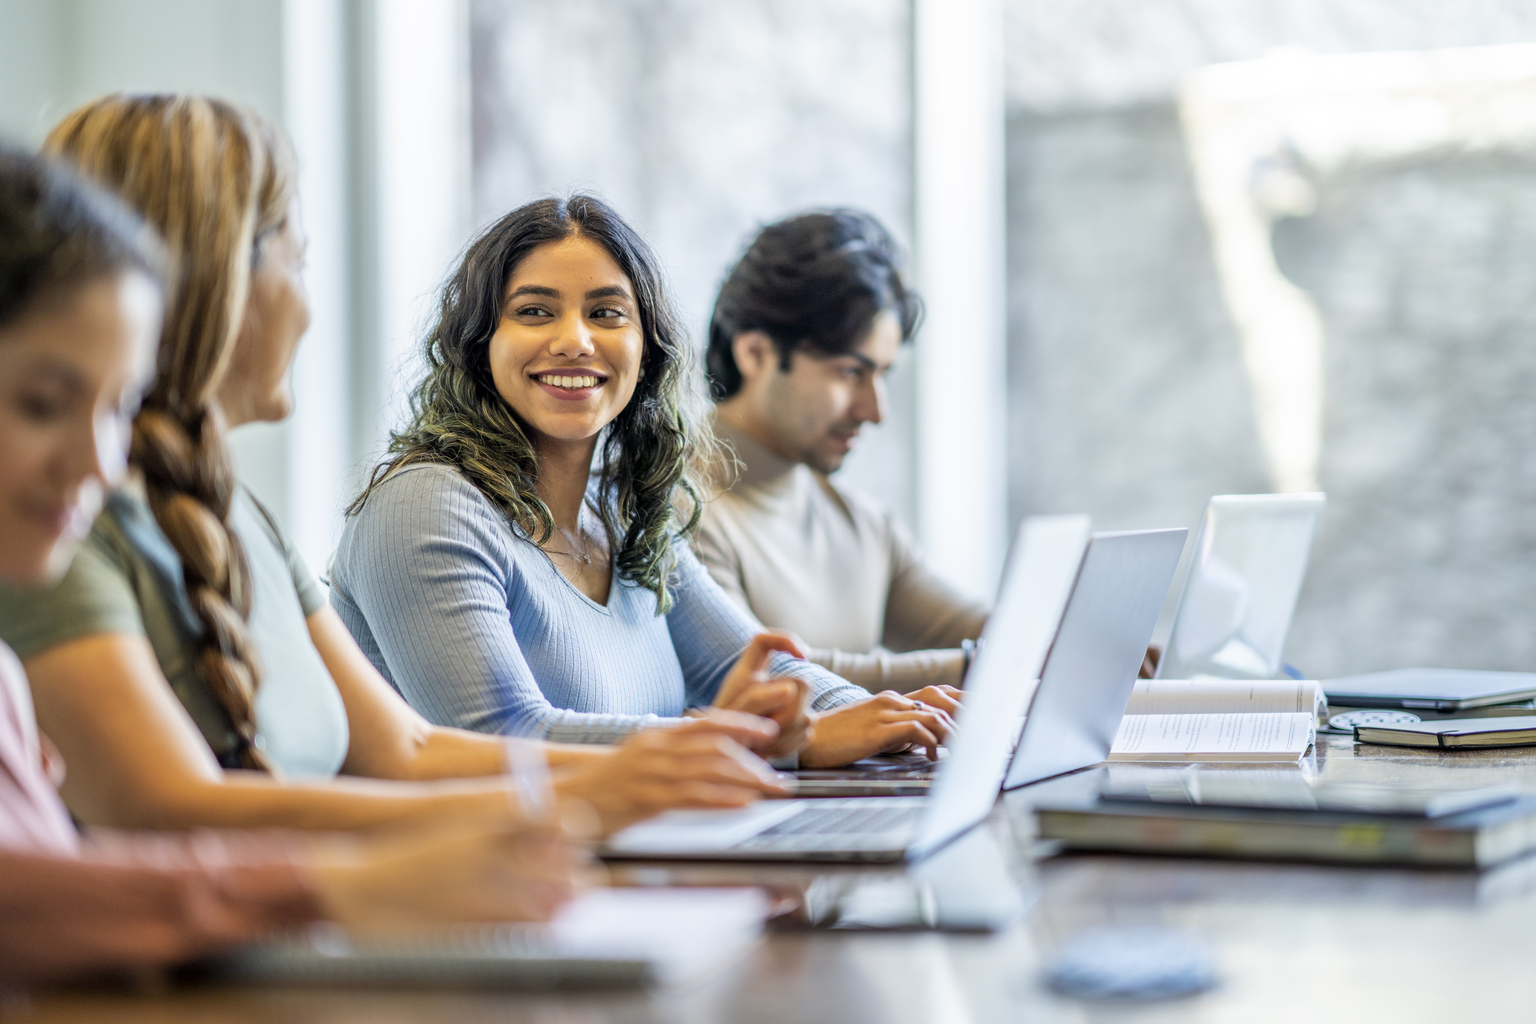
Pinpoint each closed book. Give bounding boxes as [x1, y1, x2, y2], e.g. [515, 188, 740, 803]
[1035, 795, 1536, 867]
[1355, 715, 1536, 749]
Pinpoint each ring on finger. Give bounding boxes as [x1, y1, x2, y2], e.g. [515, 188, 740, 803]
[910, 700, 926, 712]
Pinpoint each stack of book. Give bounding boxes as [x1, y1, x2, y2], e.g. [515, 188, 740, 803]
[1036, 771, 1536, 868]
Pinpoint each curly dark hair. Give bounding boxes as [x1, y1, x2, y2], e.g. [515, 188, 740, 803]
[350, 193, 710, 612]
[705, 208, 922, 400]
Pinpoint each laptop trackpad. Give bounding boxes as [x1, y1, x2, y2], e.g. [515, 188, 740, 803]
[603, 802, 805, 854]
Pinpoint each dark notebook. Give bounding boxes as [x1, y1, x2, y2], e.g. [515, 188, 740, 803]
[1354, 715, 1536, 750]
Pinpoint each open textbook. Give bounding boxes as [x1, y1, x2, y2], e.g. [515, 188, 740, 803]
[1107, 678, 1321, 763]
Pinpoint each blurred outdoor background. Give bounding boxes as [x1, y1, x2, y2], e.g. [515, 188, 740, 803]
[3, 0, 1536, 677]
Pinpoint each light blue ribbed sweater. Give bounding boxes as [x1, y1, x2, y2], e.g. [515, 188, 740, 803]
[329, 463, 867, 742]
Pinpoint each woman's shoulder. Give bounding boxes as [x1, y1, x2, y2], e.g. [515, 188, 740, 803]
[87, 488, 180, 589]
[351, 462, 509, 525]
[233, 486, 295, 551]
[341, 461, 525, 562]
[364, 461, 489, 502]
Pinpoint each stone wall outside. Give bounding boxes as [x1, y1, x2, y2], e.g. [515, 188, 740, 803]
[1005, 0, 1536, 672]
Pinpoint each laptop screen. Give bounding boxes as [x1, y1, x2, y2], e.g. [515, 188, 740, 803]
[1003, 528, 1186, 790]
[1157, 493, 1324, 680]
[907, 515, 1091, 860]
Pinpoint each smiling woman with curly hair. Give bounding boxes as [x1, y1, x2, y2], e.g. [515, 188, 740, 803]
[332, 195, 957, 767]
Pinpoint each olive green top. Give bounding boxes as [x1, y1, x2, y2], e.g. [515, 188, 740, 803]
[0, 487, 348, 778]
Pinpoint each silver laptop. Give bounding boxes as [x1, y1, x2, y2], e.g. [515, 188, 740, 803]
[1003, 526, 1186, 789]
[600, 515, 1093, 863]
[797, 526, 1187, 798]
[1156, 493, 1325, 681]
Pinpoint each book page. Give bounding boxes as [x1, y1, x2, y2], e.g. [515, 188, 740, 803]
[1126, 678, 1323, 719]
[1111, 712, 1315, 757]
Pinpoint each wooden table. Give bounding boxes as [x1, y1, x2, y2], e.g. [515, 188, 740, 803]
[15, 732, 1536, 1023]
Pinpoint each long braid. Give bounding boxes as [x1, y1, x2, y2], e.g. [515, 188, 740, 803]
[133, 405, 266, 768]
[46, 96, 293, 771]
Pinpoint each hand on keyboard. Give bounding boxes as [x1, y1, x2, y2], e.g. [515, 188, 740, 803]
[555, 715, 791, 833]
[798, 691, 958, 767]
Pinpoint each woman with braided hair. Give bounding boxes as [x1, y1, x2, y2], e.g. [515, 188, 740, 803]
[0, 93, 796, 837]
[0, 144, 577, 986]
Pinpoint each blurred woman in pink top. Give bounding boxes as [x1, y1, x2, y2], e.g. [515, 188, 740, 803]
[0, 145, 576, 986]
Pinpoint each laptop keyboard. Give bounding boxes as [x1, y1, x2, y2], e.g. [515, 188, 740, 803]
[733, 800, 922, 853]
[795, 768, 936, 782]
[795, 752, 940, 783]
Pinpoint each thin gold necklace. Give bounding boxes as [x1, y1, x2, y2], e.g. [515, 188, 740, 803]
[555, 504, 595, 566]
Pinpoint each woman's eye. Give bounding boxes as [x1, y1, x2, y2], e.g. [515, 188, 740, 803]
[16, 391, 67, 421]
[591, 306, 625, 320]
[513, 305, 553, 318]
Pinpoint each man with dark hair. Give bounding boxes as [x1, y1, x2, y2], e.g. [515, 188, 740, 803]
[694, 210, 987, 693]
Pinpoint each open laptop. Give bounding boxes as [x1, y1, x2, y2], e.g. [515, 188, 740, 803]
[601, 519, 1185, 862]
[1155, 492, 1325, 681]
[796, 526, 1187, 797]
[1004, 526, 1186, 789]
[600, 515, 1091, 863]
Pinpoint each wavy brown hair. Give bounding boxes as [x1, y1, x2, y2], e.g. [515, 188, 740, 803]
[46, 95, 295, 771]
[350, 194, 712, 612]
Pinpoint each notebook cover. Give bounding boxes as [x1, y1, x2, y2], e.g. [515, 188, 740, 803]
[1356, 715, 1536, 749]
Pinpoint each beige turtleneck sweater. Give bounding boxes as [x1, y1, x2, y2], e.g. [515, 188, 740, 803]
[691, 420, 988, 693]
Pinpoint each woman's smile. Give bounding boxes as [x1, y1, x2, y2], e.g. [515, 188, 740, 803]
[529, 368, 609, 401]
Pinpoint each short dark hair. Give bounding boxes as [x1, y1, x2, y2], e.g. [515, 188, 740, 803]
[0, 143, 163, 329]
[705, 209, 922, 400]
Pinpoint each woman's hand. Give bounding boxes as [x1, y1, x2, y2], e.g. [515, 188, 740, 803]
[710, 632, 815, 759]
[552, 713, 791, 834]
[904, 685, 963, 717]
[307, 816, 581, 935]
[798, 687, 963, 768]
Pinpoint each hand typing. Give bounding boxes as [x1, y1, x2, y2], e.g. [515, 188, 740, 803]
[798, 686, 962, 767]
